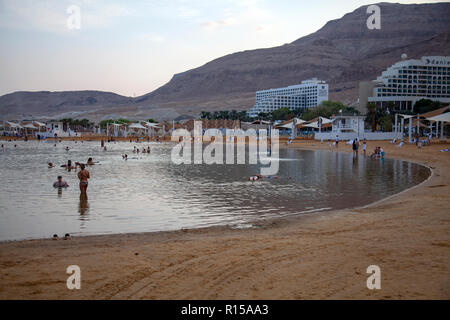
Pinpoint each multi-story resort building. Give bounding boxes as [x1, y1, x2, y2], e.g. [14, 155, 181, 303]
[248, 78, 328, 117]
[360, 56, 450, 112]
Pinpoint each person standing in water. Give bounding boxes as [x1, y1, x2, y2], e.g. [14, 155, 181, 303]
[78, 164, 90, 194]
[53, 176, 69, 188]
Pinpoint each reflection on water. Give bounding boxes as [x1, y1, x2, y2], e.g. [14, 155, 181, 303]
[78, 193, 89, 216]
[0, 140, 430, 241]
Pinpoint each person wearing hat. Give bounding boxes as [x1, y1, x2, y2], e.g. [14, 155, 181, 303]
[53, 176, 69, 188]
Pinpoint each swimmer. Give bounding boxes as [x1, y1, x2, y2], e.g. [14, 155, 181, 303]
[62, 160, 77, 170]
[77, 164, 90, 194]
[147, 146, 150, 153]
[103, 146, 107, 151]
[64, 233, 71, 240]
[87, 157, 95, 165]
[53, 176, 69, 188]
[53, 234, 59, 240]
[122, 154, 128, 160]
[48, 162, 55, 168]
[65, 146, 70, 152]
[248, 174, 280, 181]
[248, 174, 263, 181]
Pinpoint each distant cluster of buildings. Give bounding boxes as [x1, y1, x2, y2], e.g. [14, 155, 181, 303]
[247, 56, 450, 117]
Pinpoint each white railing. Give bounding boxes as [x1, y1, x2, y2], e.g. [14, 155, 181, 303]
[315, 131, 398, 141]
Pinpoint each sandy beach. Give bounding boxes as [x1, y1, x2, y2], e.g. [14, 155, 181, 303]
[0, 139, 449, 299]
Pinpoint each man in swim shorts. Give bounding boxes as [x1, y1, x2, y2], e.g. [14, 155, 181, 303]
[77, 164, 90, 194]
[53, 176, 69, 188]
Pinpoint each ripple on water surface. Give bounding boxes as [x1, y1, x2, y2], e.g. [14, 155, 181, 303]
[0, 140, 430, 240]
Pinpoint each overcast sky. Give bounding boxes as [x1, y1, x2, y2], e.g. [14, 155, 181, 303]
[0, 0, 442, 97]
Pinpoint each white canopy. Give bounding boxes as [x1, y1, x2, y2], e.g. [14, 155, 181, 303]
[22, 123, 38, 129]
[144, 122, 162, 128]
[278, 123, 294, 129]
[278, 118, 306, 129]
[33, 121, 46, 127]
[110, 123, 124, 127]
[427, 112, 450, 123]
[319, 116, 333, 124]
[294, 118, 307, 124]
[303, 122, 319, 129]
[128, 123, 147, 129]
[6, 121, 22, 128]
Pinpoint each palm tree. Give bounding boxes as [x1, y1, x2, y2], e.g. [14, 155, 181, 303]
[367, 102, 377, 132]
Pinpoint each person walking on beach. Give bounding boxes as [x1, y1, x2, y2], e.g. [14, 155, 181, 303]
[78, 164, 90, 194]
[362, 139, 367, 156]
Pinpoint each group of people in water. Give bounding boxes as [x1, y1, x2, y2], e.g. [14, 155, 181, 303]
[133, 146, 151, 154]
[51, 158, 92, 194]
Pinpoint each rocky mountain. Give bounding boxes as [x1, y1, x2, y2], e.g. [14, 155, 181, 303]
[0, 90, 132, 120]
[136, 2, 450, 108]
[1, 2, 449, 121]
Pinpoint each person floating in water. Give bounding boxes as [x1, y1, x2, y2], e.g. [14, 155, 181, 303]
[248, 174, 280, 181]
[48, 162, 55, 168]
[87, 157, 95, 165]
[53, 175, 69, 188]
[78, 164, 90, 194]
[122, 154, 128, 160]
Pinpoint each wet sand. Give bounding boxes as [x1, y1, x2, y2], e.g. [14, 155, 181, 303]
[0, 140, 449, 299]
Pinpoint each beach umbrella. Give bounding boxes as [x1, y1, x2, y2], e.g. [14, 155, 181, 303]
[427, 112, 450, 123]
[22, 123, 38, 129]
[427, 113, 450, 140]
[128, 123, 147, 129]
[303, 122, 320, 129]
[318, 116, 333, 124]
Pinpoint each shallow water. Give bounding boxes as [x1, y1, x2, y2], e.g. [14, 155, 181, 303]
[0, 140, 430, 241]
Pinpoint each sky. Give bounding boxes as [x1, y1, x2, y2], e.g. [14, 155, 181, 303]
[0, 0, 443, 97]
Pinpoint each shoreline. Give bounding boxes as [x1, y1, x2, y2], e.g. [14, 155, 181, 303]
[0, 140, 449, 299]
[0, 140, 432, 244]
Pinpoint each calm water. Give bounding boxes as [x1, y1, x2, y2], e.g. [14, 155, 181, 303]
[0, 140, 430, 241]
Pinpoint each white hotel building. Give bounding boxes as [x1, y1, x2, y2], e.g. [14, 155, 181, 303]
[248, 78, 328, 117]
[367, 56, 450, 111]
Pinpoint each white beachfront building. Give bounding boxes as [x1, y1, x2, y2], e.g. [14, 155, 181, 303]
[248, 78, 329, 117]
[365, 56, 450, 111]
[314, 115, 397, 141]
